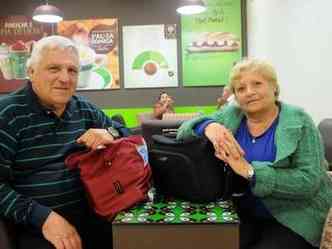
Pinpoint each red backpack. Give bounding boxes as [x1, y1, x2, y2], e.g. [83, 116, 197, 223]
[65, 135, 152, 219]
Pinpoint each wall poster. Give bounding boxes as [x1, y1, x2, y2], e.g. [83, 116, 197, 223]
[58, 18, 120, 90]
[181, 0, 245, 86]
[0, 16, 52, 93]
[122, 24, 178, 88]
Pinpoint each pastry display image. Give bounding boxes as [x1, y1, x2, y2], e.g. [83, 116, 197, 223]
[60, 22, 90, 46]
[187, 32, 240, 53]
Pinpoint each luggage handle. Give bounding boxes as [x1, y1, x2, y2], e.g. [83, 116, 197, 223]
[152, 134, 204, 146]
[161, 128, 178, 138]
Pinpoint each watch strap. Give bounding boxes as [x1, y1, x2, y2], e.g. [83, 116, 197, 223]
[247, 166, 255, 181]
[107, 127, 120, 139]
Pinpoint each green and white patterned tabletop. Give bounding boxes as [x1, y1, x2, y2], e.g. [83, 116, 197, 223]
[113, 197, 239, 224]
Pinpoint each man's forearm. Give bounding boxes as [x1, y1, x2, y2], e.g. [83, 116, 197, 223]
[0, 182, 51, 229]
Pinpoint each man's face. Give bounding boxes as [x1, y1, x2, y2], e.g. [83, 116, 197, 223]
[28, 47, 79, 113]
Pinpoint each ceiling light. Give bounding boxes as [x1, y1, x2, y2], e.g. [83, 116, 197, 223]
[176, 0, 207, 15]
[32, 3, 63, 23]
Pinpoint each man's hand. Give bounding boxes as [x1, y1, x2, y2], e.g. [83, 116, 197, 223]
[42, 211, 82, 249]
[76, 128, 115, 150]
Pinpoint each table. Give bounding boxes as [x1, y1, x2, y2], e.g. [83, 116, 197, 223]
[112, 197, 239, 249]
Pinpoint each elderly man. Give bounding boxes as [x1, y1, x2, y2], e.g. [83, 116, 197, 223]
[0, 36, 129, 249]
[216, 86, 234, 109]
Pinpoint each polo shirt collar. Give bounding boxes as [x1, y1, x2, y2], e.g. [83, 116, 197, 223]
[25, 81, 75, 118]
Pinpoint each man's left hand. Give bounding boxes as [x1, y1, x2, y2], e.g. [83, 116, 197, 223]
[76, 128, 115, 150]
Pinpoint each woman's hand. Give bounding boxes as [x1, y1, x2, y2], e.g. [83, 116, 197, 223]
[204, 122, 252, 178]
[162, 97, 173, 109]
[167, 97, 174, 106]
[215, 136, 252, 179]
[42, 211, 82, 249]
[204, 122, 244, 159]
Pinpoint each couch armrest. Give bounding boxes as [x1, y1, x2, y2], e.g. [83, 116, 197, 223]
[141, 119, 184, 148]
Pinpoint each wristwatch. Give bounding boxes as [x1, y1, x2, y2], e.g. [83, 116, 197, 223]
[107, 127, 120, 139]
[247, 166, 255, 181]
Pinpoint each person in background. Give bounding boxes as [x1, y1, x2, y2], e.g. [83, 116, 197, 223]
[177, 58, 332, 249]
[217, 85, 234, 109]
[0, 36, 130, 249]
[153, 91, 175, 119]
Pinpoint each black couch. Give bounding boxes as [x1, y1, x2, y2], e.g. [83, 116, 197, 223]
[318, 119, 332, 169]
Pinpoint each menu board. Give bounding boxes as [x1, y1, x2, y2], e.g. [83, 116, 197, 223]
[181, 0, 244, 86]
[58, 18, 120, 90]
[122, 24, 178, 88]
[0, 16, 52, 93]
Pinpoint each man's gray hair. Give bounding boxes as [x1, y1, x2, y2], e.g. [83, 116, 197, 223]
[26, 35, 79, 69]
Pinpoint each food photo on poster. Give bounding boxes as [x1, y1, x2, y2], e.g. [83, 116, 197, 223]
[0, 16, 52, 93]
[57, 18, 120, 90]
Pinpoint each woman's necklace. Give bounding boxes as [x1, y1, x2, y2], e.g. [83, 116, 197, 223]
[247, 107, 279, 144]
[249, 121, 272, 143]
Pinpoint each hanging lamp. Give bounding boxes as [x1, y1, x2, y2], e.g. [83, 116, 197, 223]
[32, 1, 63, 23]
[176, 0, 206, 15]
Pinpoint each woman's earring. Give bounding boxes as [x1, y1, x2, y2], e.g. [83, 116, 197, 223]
[274, 89, 278, 97]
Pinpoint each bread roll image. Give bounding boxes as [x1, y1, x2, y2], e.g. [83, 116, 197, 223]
[187, 32, 240, 53]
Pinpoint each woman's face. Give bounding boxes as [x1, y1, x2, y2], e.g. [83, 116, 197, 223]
[233, 72, 276, 115]
[160, 93, 169, 103]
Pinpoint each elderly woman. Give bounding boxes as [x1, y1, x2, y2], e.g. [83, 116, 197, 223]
[153, 91, 175, 119]
[177, 58, 332, 249]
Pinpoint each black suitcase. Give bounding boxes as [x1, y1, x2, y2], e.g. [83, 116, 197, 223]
[148, 135, 234, 203]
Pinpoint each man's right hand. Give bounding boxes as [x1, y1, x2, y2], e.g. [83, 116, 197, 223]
[42, 211, 82, 249]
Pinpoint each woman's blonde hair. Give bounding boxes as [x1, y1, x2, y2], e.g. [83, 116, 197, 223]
[229, 58, 280, 99]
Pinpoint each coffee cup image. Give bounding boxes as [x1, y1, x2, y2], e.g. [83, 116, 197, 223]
[77, 45, 96, 88]
[77, 44, 112, 89]
[10, 40, 29, 79]
[0, 43, 13, 80]
[94, 54, 108, 67]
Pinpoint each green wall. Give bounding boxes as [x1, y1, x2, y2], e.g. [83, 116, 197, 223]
[103, 105, 218, 127]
